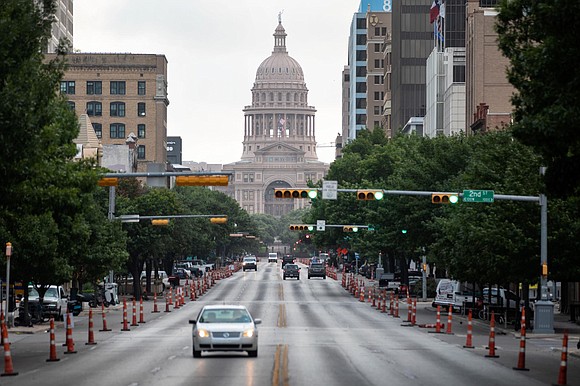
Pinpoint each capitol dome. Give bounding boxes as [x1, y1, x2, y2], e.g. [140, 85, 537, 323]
[255, 20, 304, 83]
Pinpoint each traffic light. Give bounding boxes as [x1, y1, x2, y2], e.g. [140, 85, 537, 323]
[401, 229, 408, 234]
[343, 226, 358, 232]
[431, 193, 459, 204]
[210, 217, 227, 224]
[289, 224, 314, 231]
[356, 190, 384, 201]
[422, 263, 427, 272]
[98, 177, 118, 187]
[175, 175, 229, 186]
[151, 219, 170, 226]
[274, 189, 318, 199]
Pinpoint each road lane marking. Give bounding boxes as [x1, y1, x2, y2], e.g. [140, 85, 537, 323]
[277, 304, 287, 328]
[272, 344, 289, 386]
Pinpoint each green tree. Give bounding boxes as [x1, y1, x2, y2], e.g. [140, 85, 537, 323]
[496, 0, 580, 197]
[0, 1, 120, 309]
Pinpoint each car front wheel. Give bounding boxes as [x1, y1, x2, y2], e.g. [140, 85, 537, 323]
[248, 349, 258, 358]
[193, 349, 202, 358]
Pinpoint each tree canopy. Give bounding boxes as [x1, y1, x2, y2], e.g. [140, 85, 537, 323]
[496, 0, 580, 198]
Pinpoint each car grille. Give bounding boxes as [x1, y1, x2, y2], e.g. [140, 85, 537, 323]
[212, 332, 241, 338]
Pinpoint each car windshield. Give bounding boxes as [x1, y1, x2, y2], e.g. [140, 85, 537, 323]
[311, 263, 323, 268]
[200, 309, 251, 323]
[28, 287, 57, 297]
[244, 258, 255, 262]
[285, 264, 298, 270]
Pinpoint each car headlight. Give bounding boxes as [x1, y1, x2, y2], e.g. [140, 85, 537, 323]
[196, 329, 210, 338]
[243, 328, 255, 338]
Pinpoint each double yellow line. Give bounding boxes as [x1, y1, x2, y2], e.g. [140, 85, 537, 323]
[272, 344, 289, 386]
[273, 283, 289, 385]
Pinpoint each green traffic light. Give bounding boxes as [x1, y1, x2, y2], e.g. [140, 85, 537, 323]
[449, 194, 459, 204]
[401, 229, 407, 234]
[374, 191, 384, 200]
[308, 190, 318, 199]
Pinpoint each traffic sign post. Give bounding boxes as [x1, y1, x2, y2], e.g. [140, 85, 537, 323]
[316, 220, 326, 231]
[322, 180, 338, 200]
[463, 190, 494, 203]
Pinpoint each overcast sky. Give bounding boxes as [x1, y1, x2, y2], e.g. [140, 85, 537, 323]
[74, 0, 362, 165]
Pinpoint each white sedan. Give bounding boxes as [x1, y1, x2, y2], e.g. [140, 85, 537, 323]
[189, 305, 261, 358]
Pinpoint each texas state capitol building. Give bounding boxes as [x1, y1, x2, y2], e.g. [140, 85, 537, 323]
[222, 17, 329, 217]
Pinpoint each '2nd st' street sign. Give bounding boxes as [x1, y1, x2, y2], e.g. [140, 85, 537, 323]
[463, 190, 494, 203]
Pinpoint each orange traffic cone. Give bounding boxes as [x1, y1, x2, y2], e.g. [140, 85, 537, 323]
[485, 311, 499, 358]
[131, 298, 138, 326]
[64, 313, 77, 354]
[555, 331, 569, 385]
[412, 298, 417, 326]
[406, 297, 412, 322]
[100, 303, 111, 331]
[513, 307, 529, 371]
[463, 309, 474, 348]
[168, 288, 173, 305]
[1, 320, 18, 376]
[86, 308, 97, 345]
[152, 292, 160, 313]
[433, 306, 443, 333]
[121, 298, 130, 331]
[394, 295, 400, 318]
[139, 297, 145, 323]
[46, 317, 60, 362]
[164, 295, 171, 313]
[446, 305, 454, 334]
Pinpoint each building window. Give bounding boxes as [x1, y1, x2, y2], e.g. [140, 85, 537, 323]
[92, 123, 102, 139]
[374, 106, 381, 115]
[67, 101, 75, 111]
[137, 145, 146, 159]
[138, 124, 146, 138]
[86, 101, 102, 116]
[110, 102, 125, 117]
[243, 173, 254, 183]
[138, 81, 146, 95]
[110, 81, 126, 95]
[86, 81, 102, 95]
[374, 43, 381, 52]
[110, 123, 125, 139]
[60, 81, 75, 94]
[453, 65, 466, 83]
[137, 102, 146, 117]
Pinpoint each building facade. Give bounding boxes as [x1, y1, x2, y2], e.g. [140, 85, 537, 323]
[466, 0, 513, 133]
[223, 17, 328, 217]
[46, 53, 170, 172]
[391, 0, 433, 132]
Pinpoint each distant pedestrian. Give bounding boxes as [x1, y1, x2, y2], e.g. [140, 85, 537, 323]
[577, 339, 580, 350]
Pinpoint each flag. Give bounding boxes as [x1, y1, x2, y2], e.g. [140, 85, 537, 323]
[430, 0, 440, 24]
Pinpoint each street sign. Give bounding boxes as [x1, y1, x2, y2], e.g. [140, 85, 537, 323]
[463, 190, 494, 203]
[316, 220, 326, 231]
[322, 180, 338, 200]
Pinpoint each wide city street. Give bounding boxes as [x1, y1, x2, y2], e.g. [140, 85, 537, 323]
[4, 262, 579, 386]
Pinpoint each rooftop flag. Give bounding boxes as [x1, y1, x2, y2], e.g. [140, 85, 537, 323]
[430, 0, 440, 24]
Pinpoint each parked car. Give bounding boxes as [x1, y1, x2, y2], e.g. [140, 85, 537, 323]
[28, 285, 68, 321]
[189, 305, 261, 358]
[483, 287, 520, 309]
[242, 256, 258, 271]
[308, 262, 326, 279]
[432, 279, 481, 312]
[283, 264, 300, 280]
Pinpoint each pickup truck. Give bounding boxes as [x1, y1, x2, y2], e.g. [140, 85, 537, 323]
[28, 285, 68, 321]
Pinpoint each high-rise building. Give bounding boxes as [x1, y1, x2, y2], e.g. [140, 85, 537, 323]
[45, 53, 170, 172]
[366, 12, 392, 135]
[223, 16, 328, 217]
[38, 0, 74, 53]
[391, 0, 433, 132]
[466, 0, 513, 133]
[424, 0, 467, 138]
[343, 0, 392, 146]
